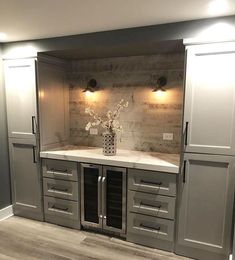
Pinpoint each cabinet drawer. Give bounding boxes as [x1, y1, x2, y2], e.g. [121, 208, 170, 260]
[128, 190, 175, 220]
[43, 178, 78, 201]
[127, 212, 174, 242]
[44, 196, 80, 229]
[42, 159, 78, 181]
[128, 169, 176, 197]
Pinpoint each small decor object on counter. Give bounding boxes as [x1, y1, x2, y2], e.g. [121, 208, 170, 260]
[103, 131, 117, 155]
[85, 99, 128, 156]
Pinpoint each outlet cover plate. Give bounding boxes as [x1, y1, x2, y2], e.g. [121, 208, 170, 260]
[90, 128, 98, 135]
[163, 133, 173, 140]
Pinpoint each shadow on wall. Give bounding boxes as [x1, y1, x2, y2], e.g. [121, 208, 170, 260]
[0, 46, 11, 209]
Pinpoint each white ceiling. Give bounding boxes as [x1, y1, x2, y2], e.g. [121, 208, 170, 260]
[0, 0, 235, 42]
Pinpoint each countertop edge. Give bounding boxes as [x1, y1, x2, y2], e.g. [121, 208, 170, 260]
[40, 151, 180, 174]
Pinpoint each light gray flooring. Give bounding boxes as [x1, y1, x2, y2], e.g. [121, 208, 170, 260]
[0, 216, 190, 260]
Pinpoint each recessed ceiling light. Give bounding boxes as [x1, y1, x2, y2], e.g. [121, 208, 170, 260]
[208, 0, 229, 15]
[0, 32, 7, 42]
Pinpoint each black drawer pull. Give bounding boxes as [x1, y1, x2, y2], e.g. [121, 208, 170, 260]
[185, 121, 189, 146]
[51, 205, 69, 212]
[140, 180, 162, 186]
[140, 223, 161, 232]
[32, 146, 37, 163]
[183, 160, 187, 183]
[50, 168, 68, 173]
[48, 168, 70, 176]
[140, 202, 161, 209]
[51, 186, 69, 193]
[32, 116, 36, 134]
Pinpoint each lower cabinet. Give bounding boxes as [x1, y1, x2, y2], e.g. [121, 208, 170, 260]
[175, 153, 235, 260]
[9, 138, 43, 221]
[81, 163, 126, 235]
[127, 168, 177, 252]
[42, 159, 80, 229]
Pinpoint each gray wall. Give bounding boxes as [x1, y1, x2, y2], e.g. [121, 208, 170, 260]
[2, 15, 235, 58]
[69, 53, 184, 153]
[0, 44, 11, 209]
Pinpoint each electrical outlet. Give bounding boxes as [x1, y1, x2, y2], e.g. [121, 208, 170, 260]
[90, 128, 98, 135]
[163, 133, 173, 141]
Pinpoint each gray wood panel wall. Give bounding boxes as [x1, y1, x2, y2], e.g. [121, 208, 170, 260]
[0, 44, 11, 209]
[69, 53, 184, 153]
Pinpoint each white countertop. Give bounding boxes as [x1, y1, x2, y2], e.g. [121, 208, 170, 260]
[40, 146, 180, 174]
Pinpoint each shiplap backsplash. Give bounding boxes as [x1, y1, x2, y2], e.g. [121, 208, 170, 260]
[68, 53, 184, 153]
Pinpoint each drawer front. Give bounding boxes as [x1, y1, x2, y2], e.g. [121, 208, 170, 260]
[43, 178, 78, 201]
[42, 159, 78, 181]
[128, 169, 176, 197]
[127, 212, 174, 242]
[128, 190, 175, 220]
[44, 196, 79, 220]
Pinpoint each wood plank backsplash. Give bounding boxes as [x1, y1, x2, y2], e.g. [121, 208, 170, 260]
[68, 53, 184, 153]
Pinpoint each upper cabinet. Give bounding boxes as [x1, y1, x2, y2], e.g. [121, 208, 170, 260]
[4, 59, 37, 140]
[37, 56, 69, 151]
[183, 42, 235, 155]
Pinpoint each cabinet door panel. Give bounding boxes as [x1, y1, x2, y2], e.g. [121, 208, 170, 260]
[81, 163, 102, 228]
[176, 153, 235, 259]
[184, 43, 235, 155]
[9, 138, 43, 220]
[4, 59, 37, 140]
[103, 166, 126, 234]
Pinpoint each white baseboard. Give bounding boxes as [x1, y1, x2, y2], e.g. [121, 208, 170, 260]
[0, 205, 13, 221]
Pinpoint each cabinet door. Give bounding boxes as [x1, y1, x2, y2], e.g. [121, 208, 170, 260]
[184, 42, 235, 155]
[81, 163, 102, 228]
[4, 59, 37, 140]
[176, 153, 235, 260]
[9, 138, 43, 220]
[102, 166, 126, 234]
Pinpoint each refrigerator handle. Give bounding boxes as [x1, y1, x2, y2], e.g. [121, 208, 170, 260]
[185, 122, 189, 146]
[102, 176, 107, 220]
[32, 146, 37, 164]
[32, 116, 36, 134]
[183, 160, 187, 183]
[98, 176, 102, 219]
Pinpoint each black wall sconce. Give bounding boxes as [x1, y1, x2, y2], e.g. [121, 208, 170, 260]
[152, 76, 167, 92]
[83, 78, 99, 93]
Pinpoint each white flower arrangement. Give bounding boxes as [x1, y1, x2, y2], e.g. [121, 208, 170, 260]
[85, 99, 129, 134]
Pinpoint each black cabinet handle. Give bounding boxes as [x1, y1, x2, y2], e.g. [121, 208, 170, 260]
[51, 205, 69, 212]
[140, 223, 160, 231]
[140, 180, 162, 186]
[185, 122, 189, 146]
[140, 202, 161, 209]
[32, 146, 37, 163]
[32, 116, 36, 134]
[183, 160, 187, 183]
[51, 186, 69, 193]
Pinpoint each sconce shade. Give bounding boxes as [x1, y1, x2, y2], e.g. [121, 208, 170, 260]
[83, 78, 98, 92]
[152, 76, 167, 92]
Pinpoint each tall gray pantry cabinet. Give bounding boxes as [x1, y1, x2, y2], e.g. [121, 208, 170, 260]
[4, 58, 43, 220]
[175, 42, 235, 260]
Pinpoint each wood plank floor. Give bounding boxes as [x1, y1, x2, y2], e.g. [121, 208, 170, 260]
[0, 216, 191, 260]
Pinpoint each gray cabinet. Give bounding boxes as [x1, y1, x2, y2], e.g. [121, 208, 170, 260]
[127, 169, 176, 252]
[37, 56, 69, 151]
[183, 42, 235, 155]
[4, 58, 43, 220]
[9, 138, 43, 220]
[4, 59, 37, 140]
[175, 153, 235, 260]
[42, 159, 80, 229]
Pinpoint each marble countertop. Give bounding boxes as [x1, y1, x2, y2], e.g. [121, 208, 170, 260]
[40, 145, 180, 174]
